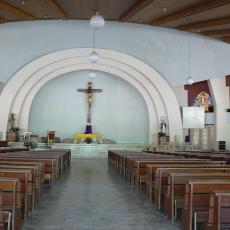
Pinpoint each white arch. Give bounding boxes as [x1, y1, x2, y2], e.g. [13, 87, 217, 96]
[15, 58, 164, 133]
[0, 48, 183, 143]
[12, 56, 166, 122]
[23, 64, 156, 141]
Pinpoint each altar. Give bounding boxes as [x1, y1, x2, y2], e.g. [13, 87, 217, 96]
[74, 133, 102, 144]
[74, 82, 103, 144]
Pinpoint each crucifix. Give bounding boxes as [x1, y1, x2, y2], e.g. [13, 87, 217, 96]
[77, 81, 102, 124]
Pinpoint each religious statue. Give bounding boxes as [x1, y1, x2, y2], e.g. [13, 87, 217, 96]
[77, 81, 102, 123]
[8, 113, 15, 131]
[193, 91, 212, 112]
[159, 116, 167, 136]
[23, 131, 32, 148]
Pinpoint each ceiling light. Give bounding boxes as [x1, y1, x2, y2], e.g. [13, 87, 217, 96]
[90, 12, 105, 29]
[89, 71, 97, 79]
[89, 51, 99, 63]
[186, 76, 194, 85]
[186, 32, 194, 85]
[21, 0, 26, 5]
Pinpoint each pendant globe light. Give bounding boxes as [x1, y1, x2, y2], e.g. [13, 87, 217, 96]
[89, 71, 97, 79]
[89, 29, 100, 63]
[187, 76, 194, 85]
[186, 32, 194, 85]
[89, 51, 99, 63]
[90, 12, 105, 30]
[89, 0, 104, 63]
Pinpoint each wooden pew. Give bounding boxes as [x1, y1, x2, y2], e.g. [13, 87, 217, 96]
[0, 177, 22, 230]
[121, 154, 185, 181]
[205, 190, 230, 230]
[0, 148, 71, 230]
[107, 150, 179, 176]
[0, 190, 4, 230]
[149, 151, 230, 163]
[0, 156, 57, 185]
[0, 149, 71, 184]
[0, 168, 34, 219]
[110, 150, 230, 229]
[164, 172, 230, 222]
[0, 161, 44, 203]
[146, 161, 226, 201]
[108, 150, 137, 172]
[46, 149, 71, 171]
[34, 149, 71, 174]
[110, 151, 166, 176]
[182, 180, 230, 230]
[0, 164, 40, 210]
[0, 147, 28, 153]
[6, 149, 70, 178]
[154, 167, 230, 210]
[130, 158, 212, 187]
[0, 190, 10, 230]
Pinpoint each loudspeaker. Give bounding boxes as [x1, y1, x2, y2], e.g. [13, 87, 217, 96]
[218, 141, 226, 150]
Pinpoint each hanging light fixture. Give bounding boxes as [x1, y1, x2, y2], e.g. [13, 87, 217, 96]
[186, 32, 194, 85]
[89, 71, 97, 79]
[89, 0, 104, 64]
[90, 12, 105, 29]
[89, 29, 99, 63]
[187, 76, 194, 85]
[89, 51, 99, 63]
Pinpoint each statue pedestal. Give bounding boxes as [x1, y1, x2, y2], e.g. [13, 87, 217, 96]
[6, 131, 19, 142]
[158, 133, 169, 144]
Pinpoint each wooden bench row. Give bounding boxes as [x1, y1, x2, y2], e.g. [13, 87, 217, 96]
[0, 148, 71, 230]
[108, 150, 230, 230]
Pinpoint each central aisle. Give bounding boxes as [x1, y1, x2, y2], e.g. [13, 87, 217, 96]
[23, 158, 180, 230]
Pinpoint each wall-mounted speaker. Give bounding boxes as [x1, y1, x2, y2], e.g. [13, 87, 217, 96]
[218, 141, 226, 151]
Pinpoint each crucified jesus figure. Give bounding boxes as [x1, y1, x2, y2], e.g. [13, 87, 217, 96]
[77, 82, 102, 123]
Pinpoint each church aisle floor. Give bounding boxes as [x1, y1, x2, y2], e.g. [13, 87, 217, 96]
[22, 158, 181, 230]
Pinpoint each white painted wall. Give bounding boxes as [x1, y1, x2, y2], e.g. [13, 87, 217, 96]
[209, 77, 230, 149]
[0, 21, 229, 86]
[173, 86, 188, 107]
[28, 70, 149, 144]
[3, 20, 226, 143]
[0, 48, 183, 143]
[0, 83, 4, 95]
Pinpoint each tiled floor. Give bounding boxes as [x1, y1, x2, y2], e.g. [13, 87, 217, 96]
[22, 158, 181, 230]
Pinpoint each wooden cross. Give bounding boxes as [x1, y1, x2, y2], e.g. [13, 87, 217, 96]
[77, 82, 102, 123]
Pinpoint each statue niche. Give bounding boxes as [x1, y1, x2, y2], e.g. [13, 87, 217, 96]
[193, 91, 214, 112]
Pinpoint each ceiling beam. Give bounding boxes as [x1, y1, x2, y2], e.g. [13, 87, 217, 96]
[0, 16, 6, 23]
[221, 36, 230, 42]
[177, 16, 230, 30]
[119, 0, 154, 22]
[151, 0, 230, 26]
[0, 1, 36, 20]
[201, 29, 230, 36]
[46, 0, 68, 19]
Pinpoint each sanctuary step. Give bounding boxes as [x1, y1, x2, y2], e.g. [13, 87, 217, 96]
[9, 142, 148, 158]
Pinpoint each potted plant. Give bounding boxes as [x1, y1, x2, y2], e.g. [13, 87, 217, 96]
[85, 137, 92, 144]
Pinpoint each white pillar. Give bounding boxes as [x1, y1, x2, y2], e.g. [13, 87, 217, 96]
[208, 77, 230, 150]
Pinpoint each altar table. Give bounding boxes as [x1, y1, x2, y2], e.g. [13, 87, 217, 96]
[74, 133, 102, 143]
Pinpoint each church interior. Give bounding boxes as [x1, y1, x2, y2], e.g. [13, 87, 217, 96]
[0, 0, 230, 229]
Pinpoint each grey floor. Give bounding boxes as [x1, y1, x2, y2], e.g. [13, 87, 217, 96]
[22, 158, 181, 230]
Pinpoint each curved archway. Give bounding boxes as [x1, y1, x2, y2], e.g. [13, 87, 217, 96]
[20, 64, 157, 142]
[0, 48, 183, 143]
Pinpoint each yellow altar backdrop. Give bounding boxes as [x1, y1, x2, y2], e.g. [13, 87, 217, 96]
[74, 133, 102, 143]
